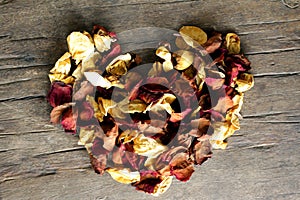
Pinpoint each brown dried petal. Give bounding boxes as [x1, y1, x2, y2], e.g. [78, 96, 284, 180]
[169, 152, 194, 182]
[192, 140, 212, 165]
[203, 33, 222, 54]
[73, 81, 94, 101]
[90, 154, 107, 175]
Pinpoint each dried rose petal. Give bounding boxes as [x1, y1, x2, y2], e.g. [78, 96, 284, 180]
[169, 152, 194, 182]
[47, 81, 72, 107]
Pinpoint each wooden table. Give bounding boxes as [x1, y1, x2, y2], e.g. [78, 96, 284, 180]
[0, 0, 299, 199]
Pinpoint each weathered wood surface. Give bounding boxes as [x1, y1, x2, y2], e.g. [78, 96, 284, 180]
[0, 0, 299, 199]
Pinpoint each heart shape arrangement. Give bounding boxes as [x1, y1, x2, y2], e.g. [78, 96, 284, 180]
[47, 25, 254, 196]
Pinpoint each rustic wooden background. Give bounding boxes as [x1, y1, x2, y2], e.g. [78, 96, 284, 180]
[0, 0, 299, 199]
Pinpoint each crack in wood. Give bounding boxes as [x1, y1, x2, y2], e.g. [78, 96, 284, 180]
[0, 129, 57, 135]
[0, 94, 46, 102]
[254, 71, 300, 78]
[245, 47, 300, 55]
[241, 143, 278, 150]
[0, 63, 51, 70]
[0, 78, 32, 86]
[257, 121, 300, 124]
[238, 18, 300, 26]
[243, 111, 293, 118]
[33, 146, 86, 157]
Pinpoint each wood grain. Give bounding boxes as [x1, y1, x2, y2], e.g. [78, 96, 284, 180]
[0, 0, 299, 199]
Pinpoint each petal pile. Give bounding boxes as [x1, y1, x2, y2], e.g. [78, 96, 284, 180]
[47, 25, 253, 196]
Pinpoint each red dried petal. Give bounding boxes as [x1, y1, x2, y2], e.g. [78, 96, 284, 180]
[90, 154, 107, 175]
[169, 153, 194, 182]
[79, 101, 94, 121]
[132, 170, 162, 194]
[47, 81, 72, 107]
[61, 108, 76, 133]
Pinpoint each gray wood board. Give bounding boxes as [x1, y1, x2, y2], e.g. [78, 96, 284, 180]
[0, 0, 299, 199]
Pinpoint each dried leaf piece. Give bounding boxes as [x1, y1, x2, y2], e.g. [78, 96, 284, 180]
[225, 33, 241, 54]
[48, 73, 75, 84]
[93, 25, 117, 53]
[179, 26, 207, 47]
[67, 31, 95, 64]
[106, 168, 140, 184]
[212, 96, 234, 114]
[236, 73, 254, 92]
[133, 134, 168, 158]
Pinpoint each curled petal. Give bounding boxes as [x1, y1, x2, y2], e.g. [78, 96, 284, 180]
[225, 33, 240, 54]
[106, 168, 140, 184]
[169, 152, 194, 182]
[47, 81, 72, 107]
[236, 73, 254, 92]
[67, 31, 95, 64]
[179, 26, 207, 47]
[133, 134, 168, 158]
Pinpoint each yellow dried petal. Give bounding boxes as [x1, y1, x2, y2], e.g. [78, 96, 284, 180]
[50, 52, 72, 75]
[150, 93, 176, 114]
[210, 121, 239, 149]
[236, 73, 254, 92]
[156, 46, 171, 61]
[133, 134, 167, 158]
[179, 26, 207, 47]
[78, 126, 96, 153]
[148, 61, 163, 77]
[152, 176, 173, 196]
[86, 95, 105, 122]
[174, 50, 194, 70]
[98, 97, 117, 116]
[106, 53, 132, 76]
[81, 52, 101, 72]
[78, 127, 95, 146]
[225, 33, 240, 54]
[48, 73, 67, 83]
[94, 34, 113, 53]
[67, 32, 95, 64]
[118, 129, 139, 144]
[106, 168, 140, 184]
